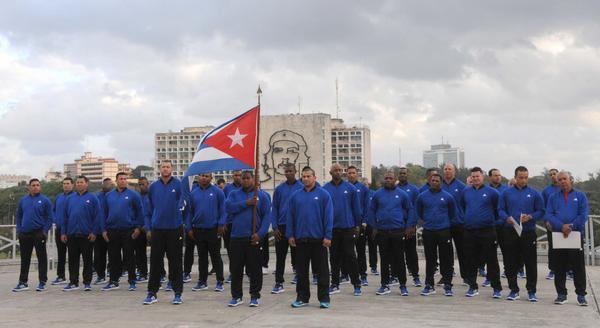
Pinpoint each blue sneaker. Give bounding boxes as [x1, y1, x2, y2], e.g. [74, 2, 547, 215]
[51, 277, 67, 285]
[172, 294, 183, 305]
[319, 301, 330, 309]
[567, 271, 574, 281]
[121, 271, 128, 277]
[339, 275, 350, 285]
[554, 294, 567, 305]
[528, 291, 538, 302]
[444, 285, 454, 297]
[291, 275, 298, 284]
[312, 275, 318, 285]
[501, 271, 507, 278]
[36, 282, 46, 292]
[292, 267, 297, 274]
[360, 276, 368, 286]
[101, 282, 119, 291]
[183, 273, 192, 283]
[165, 281, 173, 291]
[577, 295, 588, 306]
[228, 298, 244, 307]
[420, 285, 435, 296]
[192, 282, 208, 291]
[291, 300, 307, 308]
[353, 287, 362, 296]
[492, 289, 502, 299]
[271, 284, 285, 294]
[518, 270, 526, 279]
[371, 267, 379, 275]
[135, 276, 148, 283]
[214, 281, 225, 292]
[481, 279, 491, 287]
[507, 291, 519, 301]
[93, 277, 106, 285]
[84, 283, 92, 291]
[546, 271, 555, 280]
[143, 293, 157, 305]
[225, 275, 232, 284]
[128, 282, 136, 291]
[478, 268, 487, 277]
[12, 282, 29, 292]
[388, 277, 399, 286]
[376, 286, 391, 295]
[329, 285, 340, 295]
[160, 275, 166, 283]
[413, 277, 423, 287]
[249, 298, 259, 307]
[400, 285, 409, 296]
[465, 288, 479, 297]
[63, 283, 79, 292]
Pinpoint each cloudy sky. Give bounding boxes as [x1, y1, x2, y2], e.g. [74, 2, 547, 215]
[1, 1, 599, 180]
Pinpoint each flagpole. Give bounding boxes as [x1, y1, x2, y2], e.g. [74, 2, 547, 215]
[251, 85, 262, 243]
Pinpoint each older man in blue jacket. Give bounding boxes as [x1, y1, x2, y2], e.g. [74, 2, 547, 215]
[545, 171, 589, 306]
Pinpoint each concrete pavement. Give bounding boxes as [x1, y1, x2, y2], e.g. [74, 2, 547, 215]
[0, 259, 598, 328]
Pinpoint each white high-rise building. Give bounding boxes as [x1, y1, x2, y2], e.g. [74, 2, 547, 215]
[423, 143, 465, 169]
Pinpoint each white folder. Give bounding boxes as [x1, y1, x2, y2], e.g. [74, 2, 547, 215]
[552, 231, 581, 249]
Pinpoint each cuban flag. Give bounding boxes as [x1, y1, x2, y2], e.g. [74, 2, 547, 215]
[184, 106, 259, 179]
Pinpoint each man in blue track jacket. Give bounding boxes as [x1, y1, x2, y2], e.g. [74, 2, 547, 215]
[398, 167, 421, 287]
[369, 171, 416, 296]
[460, 167, 502, 298]
[271, 164, 304, 293]
[442, 164, 467, 285]
[143, 160, 185, 305]
[498, 166, 544, 302]
[542, 168, 561, 280]
[12, 179, 54, 292]
[51, 177, 74, 286]
[287, 166, 334, 309]
[61, 175, 102, 292]
[225, 171, 271, 308]
[415, 173, 457, 297]
[100, 172, 144, 292]
[347, 165, 371, 286]
[545, 171, 589, 306]
[186, 173, 226, 292]
[323, 163, 363, 296]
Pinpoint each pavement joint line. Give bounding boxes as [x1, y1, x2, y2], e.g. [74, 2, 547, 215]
[587, 271, 600, 317]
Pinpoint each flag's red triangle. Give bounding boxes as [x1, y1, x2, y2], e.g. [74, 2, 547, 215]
[204, 106, 259, 168]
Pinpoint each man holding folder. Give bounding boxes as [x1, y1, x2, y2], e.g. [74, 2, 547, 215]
[545, 171, 589, 306]
[498, 166, 544, 302]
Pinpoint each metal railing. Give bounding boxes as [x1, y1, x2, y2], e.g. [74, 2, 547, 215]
[1, 216, 599, 265]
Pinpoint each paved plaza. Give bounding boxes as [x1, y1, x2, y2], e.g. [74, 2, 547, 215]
[0, 257, 598, 328]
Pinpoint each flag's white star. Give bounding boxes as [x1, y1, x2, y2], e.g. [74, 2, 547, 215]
[227, 128, 248, 148]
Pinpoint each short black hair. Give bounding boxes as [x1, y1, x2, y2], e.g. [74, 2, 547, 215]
[28, 178, 40, 185]
[77, 175, 89, 183]
[470, 167, 483, 174]
[115, 172, 128, 179]
[549, 168, 558, 173]
[138, 177, 148, 182]
[425, 168, 438, 177]
[514, 166, 528, 176]
[283, 163, 297, 171]
[488, 168, 499, 177]
[429, 173, 442, 181]
[216, 178, 226, 184]
[102, 177, 112, 182]
[347, 165, 358, 172]
[63, 177, 74, 183]
[241, 170, 254, 178]
[302, 166, 315, 176]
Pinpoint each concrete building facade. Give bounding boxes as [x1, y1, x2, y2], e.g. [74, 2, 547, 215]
[63, 152, 131, 183]
[154, 113, 371, 195]
[422, 143, 465, 169]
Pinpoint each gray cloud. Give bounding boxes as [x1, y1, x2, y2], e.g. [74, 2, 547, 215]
[1, 1, 599, 179]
